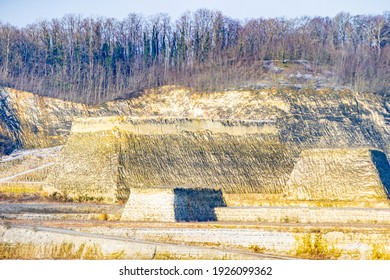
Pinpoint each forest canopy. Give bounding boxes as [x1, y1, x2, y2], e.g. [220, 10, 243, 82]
[0, 9, 389, 103]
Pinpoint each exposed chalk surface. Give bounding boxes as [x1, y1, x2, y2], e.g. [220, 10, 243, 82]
[45, 117, 293, 202]
[286, 148, 390, 201]
[215, 206, 390, 223]
[0, 224, 277, 260]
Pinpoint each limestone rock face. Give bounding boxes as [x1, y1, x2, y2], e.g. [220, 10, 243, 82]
[104, 87, 390, 156]
[286, 148, 390, 201]
[0, 87, 91, 154]
[44, 117, 294, 202]
[1, 85, 389, 205]
[1, 86, 389, 157]
[44, 127, 121, 203]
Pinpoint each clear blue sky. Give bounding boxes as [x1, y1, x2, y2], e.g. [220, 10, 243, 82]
[0, 0, 388, 27]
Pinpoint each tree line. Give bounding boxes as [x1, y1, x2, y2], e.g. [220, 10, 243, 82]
[0, 9, 389, 103]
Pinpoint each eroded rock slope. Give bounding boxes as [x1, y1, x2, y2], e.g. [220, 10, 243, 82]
[1, 86, 389, 156]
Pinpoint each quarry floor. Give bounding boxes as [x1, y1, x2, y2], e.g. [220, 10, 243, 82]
[1, 195, 390, 260]
[0, 195, 294, 260]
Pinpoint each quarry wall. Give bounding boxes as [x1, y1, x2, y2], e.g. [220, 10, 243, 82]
[1, 86, 389, 157]
[286, 148, 390, 201]
[45, 116, 390, 206]
[45, 117, 293, 202]
[3, 85, 390, 204]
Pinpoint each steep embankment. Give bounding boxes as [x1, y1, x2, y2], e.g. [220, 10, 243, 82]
[286, 148, 390, 201]
[45, 117, 293, 202]
[0, 86, 389, 156]
[0, 87, 89, 154]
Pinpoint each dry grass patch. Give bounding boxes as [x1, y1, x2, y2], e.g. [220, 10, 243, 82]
[0, 182, 43, 195]
[294, 233, 342, 260]
[0, 242, 125, 260]
[371, 245, 390, 260]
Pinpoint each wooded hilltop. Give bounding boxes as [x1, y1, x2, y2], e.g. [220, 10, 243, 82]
[0, 9, 389, 103]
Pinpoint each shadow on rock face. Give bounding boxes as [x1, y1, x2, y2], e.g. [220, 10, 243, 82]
[0, 88, 21, 155]
[371, 150, 390, 199]
[174, 188, 226, 222]
[0, 136, 17, 156]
